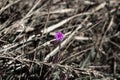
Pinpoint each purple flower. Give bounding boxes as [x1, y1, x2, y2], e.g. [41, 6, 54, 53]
[55, 31, 64, 41]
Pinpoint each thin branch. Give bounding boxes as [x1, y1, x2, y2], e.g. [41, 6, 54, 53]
[0, 0, 21, 14]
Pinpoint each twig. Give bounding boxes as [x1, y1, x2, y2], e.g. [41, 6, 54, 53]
[109, 40, 120, 49]
[21, 0, 42, 21]
[41, 2, 107, 34]
[60, 47, 92, 64]
[0, 0, 21, 14]
[41, 12, 92, 34]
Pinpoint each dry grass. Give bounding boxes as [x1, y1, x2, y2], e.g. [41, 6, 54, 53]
[0, 0, 120, 80]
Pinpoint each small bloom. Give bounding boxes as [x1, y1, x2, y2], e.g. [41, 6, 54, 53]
[55, 31, 64, 41]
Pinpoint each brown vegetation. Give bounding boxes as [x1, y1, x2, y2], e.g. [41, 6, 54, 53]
[0, 0, 120, 80]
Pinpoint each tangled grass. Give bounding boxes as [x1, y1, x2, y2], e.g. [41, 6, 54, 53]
[0, 0, 120, 80]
